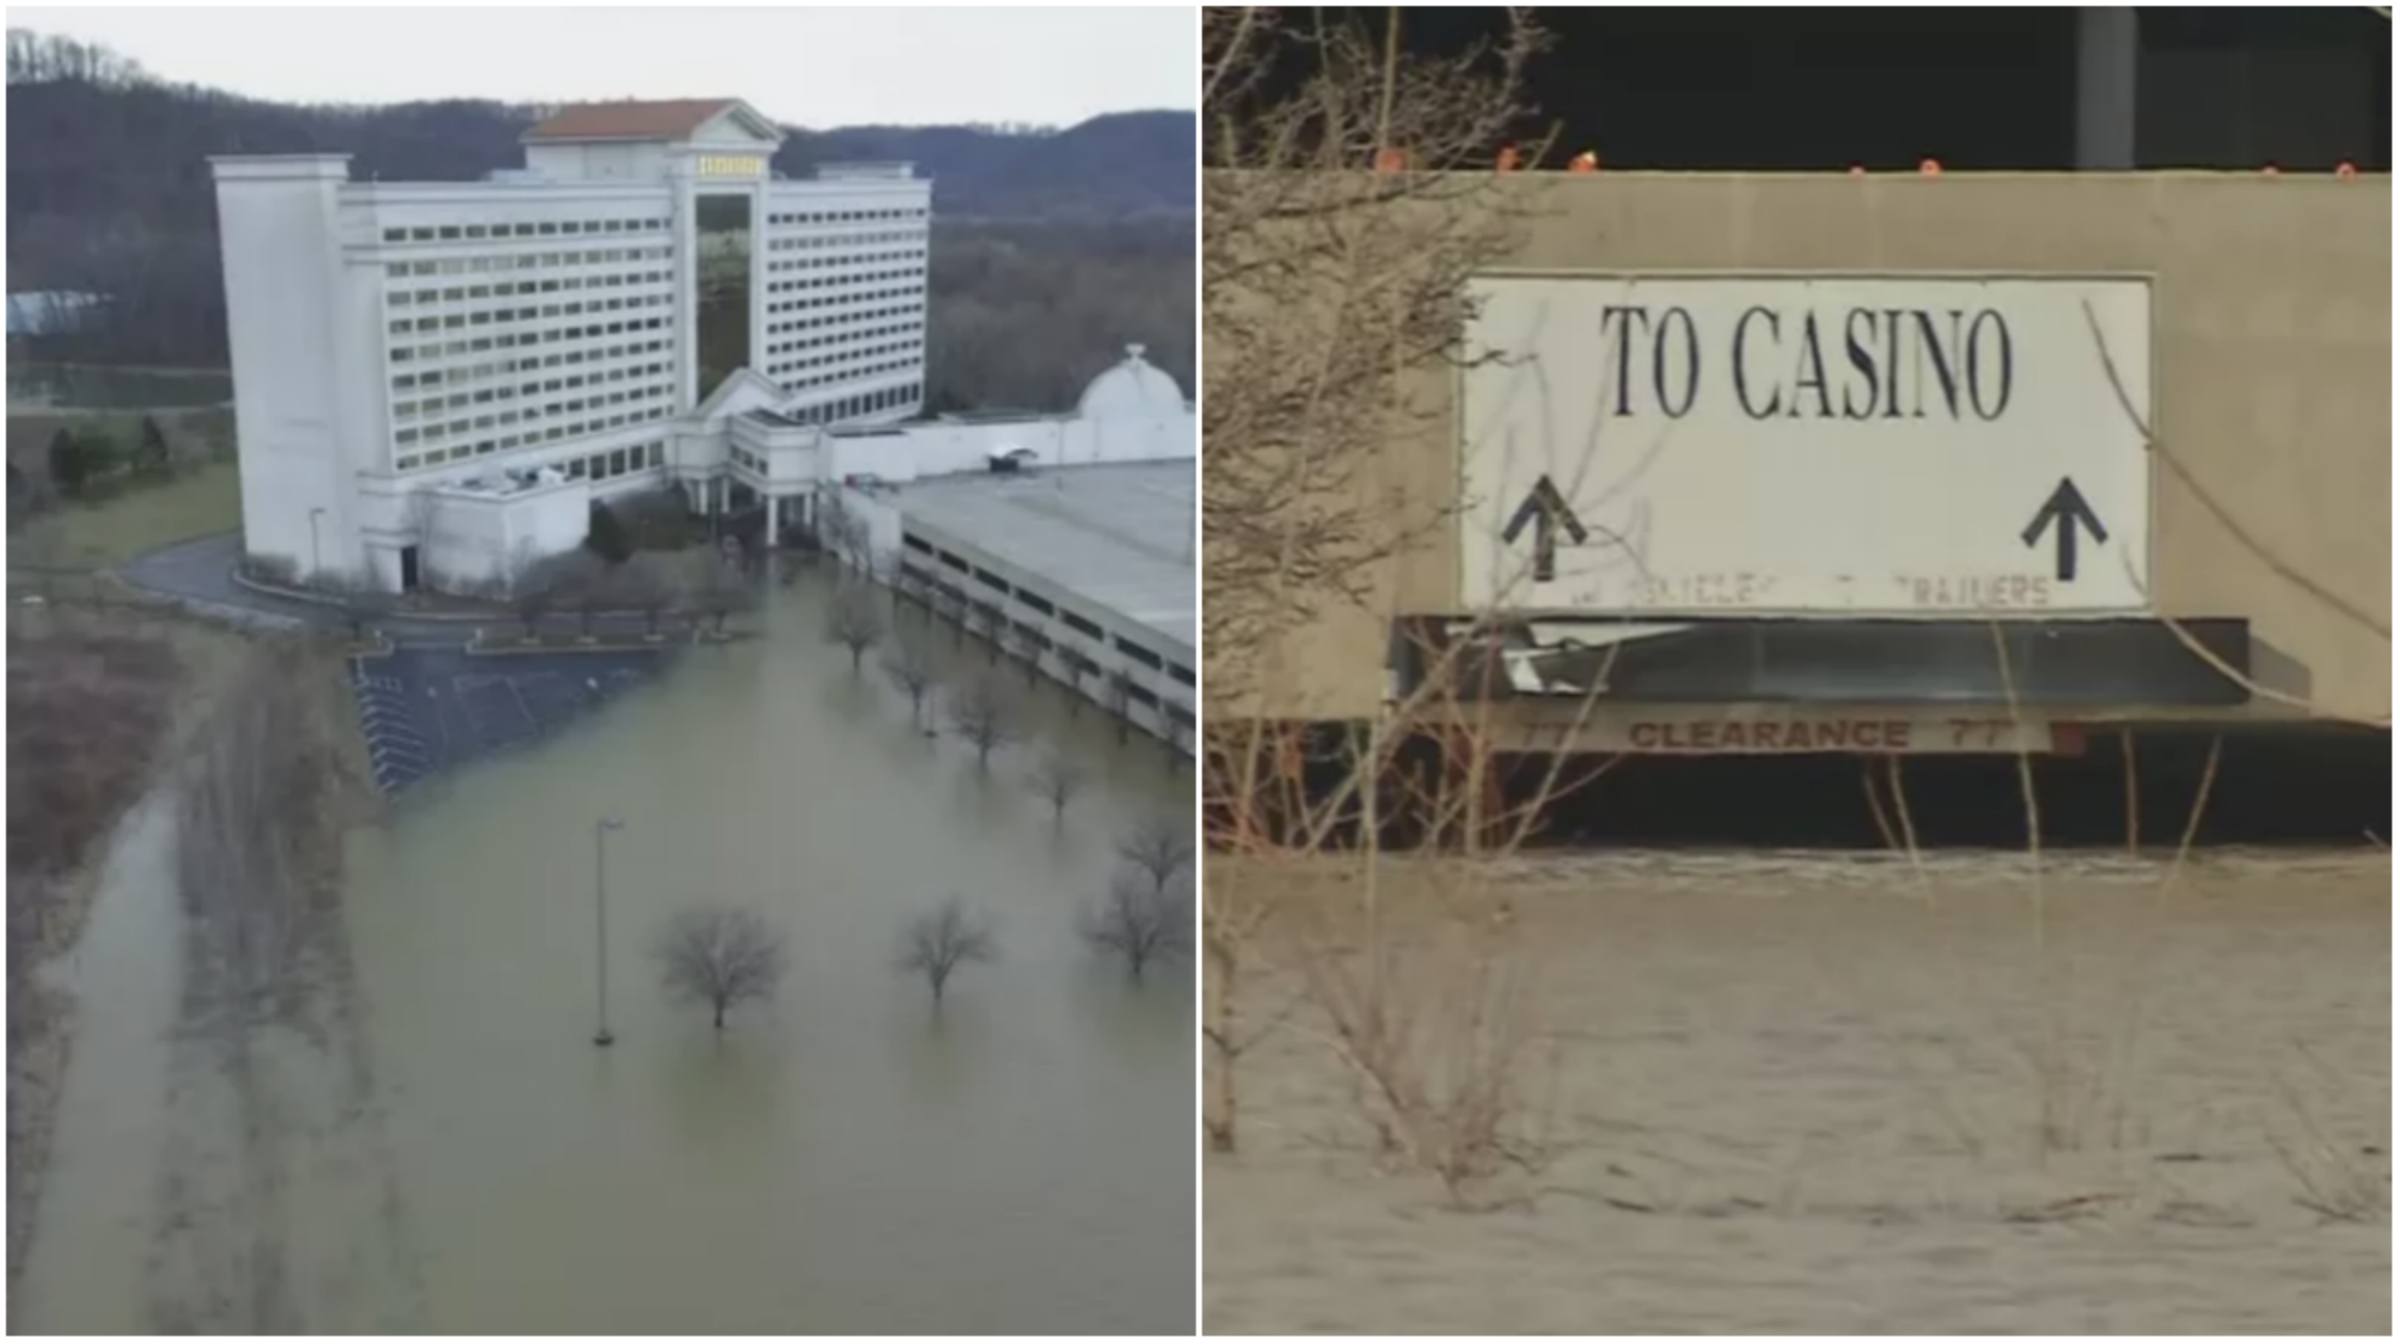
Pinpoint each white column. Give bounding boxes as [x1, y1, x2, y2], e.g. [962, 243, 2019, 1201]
[765, 494, 780, 539]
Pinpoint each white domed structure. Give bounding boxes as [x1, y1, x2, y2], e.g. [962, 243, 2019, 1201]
[1075, 343, 1186, 422]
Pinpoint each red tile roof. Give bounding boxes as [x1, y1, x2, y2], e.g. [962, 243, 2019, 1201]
[523, 99, 745, 142]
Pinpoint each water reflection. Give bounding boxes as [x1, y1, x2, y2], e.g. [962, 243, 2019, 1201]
[341, 571, 1192, 1333]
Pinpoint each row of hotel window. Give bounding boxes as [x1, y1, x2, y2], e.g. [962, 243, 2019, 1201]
[386, 245, 671, 279]
[766, 283, 924, 316]
[393, 414, 672, 475]
[390, 290, 670, 336]
[765, 321, 920, 360]
[765, 249, 925, 276]
[389, 314, 670, 364]
[385, 280, 910, 370]
[394, 381, 674, 449]
[381, 218, 670, 245]
[776, 383, 920, 424]
[765, 206, 927, 226]
[388, 269, 670, 308]
[900, 535, 1197, 690]
[771, 352, 920, 394]
[391, 337, 670, 393]
[393, 360, 672, 422]
[566, 441, 668, 482]
[767, 278, 924, 308]
[764, 301, 918, 336]
[765, 228, 924, 253]
[766, 254, 920, 277]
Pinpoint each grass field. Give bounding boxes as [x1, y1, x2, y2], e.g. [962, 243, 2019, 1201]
[12, 462, 240, 574]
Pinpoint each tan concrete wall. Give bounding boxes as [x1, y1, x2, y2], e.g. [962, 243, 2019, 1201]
[1232, 172, 2391, 726]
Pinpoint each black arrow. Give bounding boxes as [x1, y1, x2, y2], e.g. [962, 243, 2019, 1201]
[2020, 476, 2108, 582]
[1502, 474, 1588, 583]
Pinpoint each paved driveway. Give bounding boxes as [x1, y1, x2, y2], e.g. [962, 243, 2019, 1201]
[120, 532, 676, 793]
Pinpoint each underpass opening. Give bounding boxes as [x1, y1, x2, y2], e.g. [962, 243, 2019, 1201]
[1210, 722, 2390, 851]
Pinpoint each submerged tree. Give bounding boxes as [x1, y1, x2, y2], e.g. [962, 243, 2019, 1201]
[1116, 814, 1194, 895]
[896, 897, 997, 1006]
[1102, 667, 1134, 744]
[826, 582, 887, 673]
[655, 906, 788, 1031]
[1027, 748, 1088, 825]
[884, 634, 942, 729]
[948, 674, 1019, 771]
[1082, 868, 1191, 981]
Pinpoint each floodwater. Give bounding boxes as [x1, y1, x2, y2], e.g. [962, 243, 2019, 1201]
[1205, 849, 2390, 1334]
[16, 574, 1193, 1334]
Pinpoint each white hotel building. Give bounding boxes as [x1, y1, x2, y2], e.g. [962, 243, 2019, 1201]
[211, 97, 1190, 595]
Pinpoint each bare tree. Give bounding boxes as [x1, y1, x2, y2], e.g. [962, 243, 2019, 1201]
[822, 496, 873, 574]
[543, 551, 615, 638]
[1102, 667, 1135, 744]
[883, 634, 942, 729]
[332, 580, 393, 643]
[1082, 869, 1191, 981]
[896, 897, 997, 1006]
[509, 546, 573, 642]
[947, 674, 1019, 771]
[1027, 748, 1089, 825]
[618, 553, 679, 638]
[826, 582, 887, 673]
[1117, 814, 1194, 894]
[890, 564, 923, 616]
[1201, 6, 1560, 1163]
[694, 556, 750, 637]
[1000, 622, 1044, 687]
[654, 906, 788, 1032]
[1203, 6, 1548, 706]
[971, 601, 1004, 665]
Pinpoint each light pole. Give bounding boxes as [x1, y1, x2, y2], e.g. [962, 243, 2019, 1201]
[593, 817, 624, 1046]
[307, 507, 326, 583]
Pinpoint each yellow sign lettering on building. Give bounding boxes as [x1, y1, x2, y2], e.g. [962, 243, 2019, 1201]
[696, 154, 762, 178]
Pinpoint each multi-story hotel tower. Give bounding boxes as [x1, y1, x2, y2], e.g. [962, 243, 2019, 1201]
[212, 97, 936, 592]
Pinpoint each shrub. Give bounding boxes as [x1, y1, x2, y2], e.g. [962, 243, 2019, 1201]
[616, 485, 699, 552]
[46, 427, 85, 495]
[135, 415, 170, 477]
[584, 499, 633, 564]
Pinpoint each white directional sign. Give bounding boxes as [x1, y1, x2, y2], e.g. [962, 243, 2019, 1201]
[1459, 273, 2153, 615]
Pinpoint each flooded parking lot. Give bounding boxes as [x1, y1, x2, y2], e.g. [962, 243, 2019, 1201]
[349, 646, 665, 794]
[16, 574, 1193, 1333]
[1204, 849, 2389, 1334]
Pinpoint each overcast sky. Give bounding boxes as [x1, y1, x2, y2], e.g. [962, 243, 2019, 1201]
[10, 6, 1195, 128]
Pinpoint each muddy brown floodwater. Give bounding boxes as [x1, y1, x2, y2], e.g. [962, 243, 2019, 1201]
[16, 574, 1192, 1334]
[1205, 849, 2389, 1334]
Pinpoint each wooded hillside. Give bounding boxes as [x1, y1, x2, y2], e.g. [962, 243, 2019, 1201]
[6, 29, 1194, 410]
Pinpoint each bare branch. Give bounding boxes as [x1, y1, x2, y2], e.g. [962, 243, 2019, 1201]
[654, 906, 788, 1031]
[897, 897, 996, 1005]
